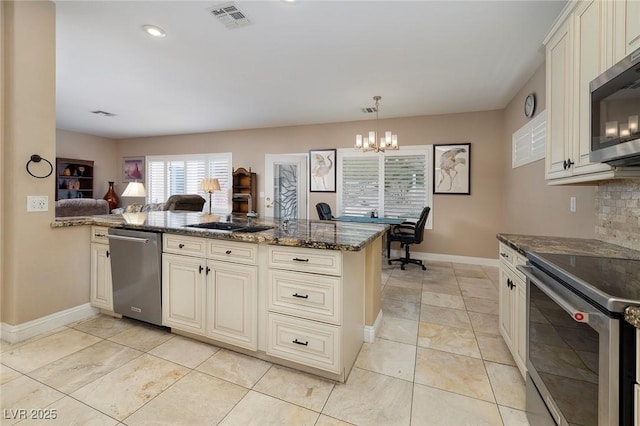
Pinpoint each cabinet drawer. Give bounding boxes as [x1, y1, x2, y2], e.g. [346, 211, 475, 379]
[498, 243, 516, 267]
[91, 226, 110, 244]
[268, 246, 341, 275]
[268, 270, 341, 324]
[207, 240, 257, 265]
[267, 312, 341, 374]
[163, 234, 206, 257]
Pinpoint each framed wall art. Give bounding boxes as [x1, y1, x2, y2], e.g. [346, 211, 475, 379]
[433, 143, 470, 195]
[123, 157, 145, 183]
[309, 149, 336, 192]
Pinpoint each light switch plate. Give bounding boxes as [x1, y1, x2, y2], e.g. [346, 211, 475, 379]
[27, 195, 49, 212]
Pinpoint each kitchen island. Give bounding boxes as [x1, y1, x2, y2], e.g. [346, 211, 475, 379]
[54, 211, 387, 382]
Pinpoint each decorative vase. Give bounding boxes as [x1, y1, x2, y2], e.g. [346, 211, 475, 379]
[103, 181, 119, 211]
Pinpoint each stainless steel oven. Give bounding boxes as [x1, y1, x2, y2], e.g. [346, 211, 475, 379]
[519, 253, 640, 426]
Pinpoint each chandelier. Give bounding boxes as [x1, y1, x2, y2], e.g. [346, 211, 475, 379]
[355, 95, 399, 152]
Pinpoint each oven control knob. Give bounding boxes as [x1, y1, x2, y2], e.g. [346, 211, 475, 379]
[573, 312, 588, 322]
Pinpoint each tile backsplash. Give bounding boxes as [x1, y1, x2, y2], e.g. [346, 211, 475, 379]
[595, 179, 640, 251]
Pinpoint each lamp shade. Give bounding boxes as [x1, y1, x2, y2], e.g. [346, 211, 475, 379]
[122, 181, 147, 197]
[201, 178, 221, 192]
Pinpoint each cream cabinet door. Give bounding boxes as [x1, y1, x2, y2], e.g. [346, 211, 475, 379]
[90, 242, 113, 311]
[572, 0, 611, 176]
[626, 0, 640, 55]
[162, 253, 206, 334]
[498, 265, 515, 350]
[205, 261, 258, 351]
[546, 18, 574, 180]
[514, 274, 527, 377]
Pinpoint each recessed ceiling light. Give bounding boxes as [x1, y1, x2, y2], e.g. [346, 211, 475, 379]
[142, 25, 166, 38]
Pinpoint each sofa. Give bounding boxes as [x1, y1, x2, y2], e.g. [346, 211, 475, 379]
[111, 194, 206, 214]
[55, 198, 110, 217]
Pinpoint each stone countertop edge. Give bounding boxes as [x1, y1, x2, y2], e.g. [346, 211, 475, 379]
[52, 212, 388, 252]
[498, 233, 640, 328]
[496, 233, 640, 260]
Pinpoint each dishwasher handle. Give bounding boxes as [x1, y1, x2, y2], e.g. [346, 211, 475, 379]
[107, 234, 150, 244]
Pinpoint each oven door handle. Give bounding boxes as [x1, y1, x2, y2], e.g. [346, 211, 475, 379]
[518, 265, 591, 324]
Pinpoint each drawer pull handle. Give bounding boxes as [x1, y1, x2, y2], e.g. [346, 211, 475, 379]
[292, 339, 308, 346]
[106, 250, 110, 258]
[293, 257, 309, 262]
[225, 250, 232, 254]
[500, 252, 508, 258]
[199, 265, 204, 274]
[292, 293, 309, 299]
[179, 243, 185, 249]
[95, 233, 107, 238]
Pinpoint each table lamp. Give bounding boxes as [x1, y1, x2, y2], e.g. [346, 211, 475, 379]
[201, 178, 220, 214]
[122, 181, 147, 197]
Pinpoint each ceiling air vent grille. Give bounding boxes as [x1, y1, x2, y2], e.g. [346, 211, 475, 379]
[209, 2, 252, 29]
[361, 107, 378, 114]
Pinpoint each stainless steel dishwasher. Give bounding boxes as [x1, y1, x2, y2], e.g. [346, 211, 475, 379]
[107, 228, 163, 326]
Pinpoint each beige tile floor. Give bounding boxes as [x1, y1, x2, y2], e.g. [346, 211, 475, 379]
[0, 260, 529, 425]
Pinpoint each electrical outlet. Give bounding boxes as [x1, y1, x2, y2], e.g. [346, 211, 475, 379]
[570, 196, 577, 213]
[27, 196, 49, 212]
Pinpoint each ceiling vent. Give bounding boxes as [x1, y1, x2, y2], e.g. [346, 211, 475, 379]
[361, 107, 378, 114]
[90, 110, 116, 117]
[208, 2, 252, 29]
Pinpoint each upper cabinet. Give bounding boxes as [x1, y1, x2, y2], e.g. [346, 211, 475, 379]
[613, 0, 640, 58]
[55, 158, 94, 200]
[544, 0, 640, 184]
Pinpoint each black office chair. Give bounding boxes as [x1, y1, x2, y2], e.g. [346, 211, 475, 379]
[316, 202, 334, 220]
[387, 207, 431, 270]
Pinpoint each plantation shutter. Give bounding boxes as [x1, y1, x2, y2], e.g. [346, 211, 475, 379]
[147, 160, 166, 203]
[145, 153, 232, 213]
[384, 154, 427, 220]
[341, 156, 379, 216]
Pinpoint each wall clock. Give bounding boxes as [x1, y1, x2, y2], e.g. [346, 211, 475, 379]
[524, 93, 536, 118]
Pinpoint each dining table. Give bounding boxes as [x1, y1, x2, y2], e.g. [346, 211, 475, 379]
[334, 215, 406, 257]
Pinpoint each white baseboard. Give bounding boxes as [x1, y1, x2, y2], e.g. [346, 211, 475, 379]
[1, 303, 99, 343]
[363, 310, 383, 343]
[389, 250, 499, 268]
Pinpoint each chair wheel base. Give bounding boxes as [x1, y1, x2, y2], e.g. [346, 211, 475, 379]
[388, 257, 427, 271]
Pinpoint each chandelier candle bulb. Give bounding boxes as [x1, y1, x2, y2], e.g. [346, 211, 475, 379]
[391, 135, 398, 148]
[355, 134, 363, 148]
[629, 115, 639, 134]
[385, 131, 392, 144]
[620, 123, 630, 138]
[606, 121, 618, 138]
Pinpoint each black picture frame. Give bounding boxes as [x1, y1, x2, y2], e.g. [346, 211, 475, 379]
[309, 149, 336, 192]
[433, 143, 471, 195]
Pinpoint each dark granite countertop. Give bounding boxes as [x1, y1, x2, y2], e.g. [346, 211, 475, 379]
[497, 233, 640, 260]
[53, 211, 387, 251]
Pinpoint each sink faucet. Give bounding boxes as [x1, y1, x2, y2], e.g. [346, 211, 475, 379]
[234, 193, 258, 218]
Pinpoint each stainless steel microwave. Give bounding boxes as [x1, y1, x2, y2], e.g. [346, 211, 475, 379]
[590, 48, 640, 166]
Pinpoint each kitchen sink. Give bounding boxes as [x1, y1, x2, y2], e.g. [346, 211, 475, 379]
[188, 222, 246, 231]
[187, 222, 272, 233]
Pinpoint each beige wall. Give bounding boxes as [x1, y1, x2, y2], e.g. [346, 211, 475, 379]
[118, 110, 505, 259]
[56, 129, 119, 198]
[2, 1, 91, 325]
[502, 65, 597, 238]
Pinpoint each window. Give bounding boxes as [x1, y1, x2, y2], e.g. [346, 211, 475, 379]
[337, 146, 433, 227]
[146, 153, 232, 213]
[512, 110, 546, 168]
